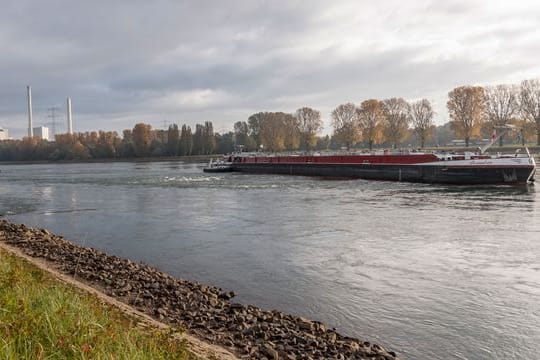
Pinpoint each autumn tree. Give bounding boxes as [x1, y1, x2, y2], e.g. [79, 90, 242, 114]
[331, 103, 360, 149]
[259, 112, 286, 152]
[520, 79, 540, 145]
[93, 131, 119, 158]
[53, 133, 76, 159]
[410, 99, 434, 148]
[54, 133, 75, 145]
[283, 113, 301, 150]
[72, 140, 90, 159]
[447, 86, 485, 147]
[132, 123, 153, 157]
[382, 98, 411, 148]
[357, 99, 384, 150]
[484, 84, 518, 146]
[296, 107, 323, 150]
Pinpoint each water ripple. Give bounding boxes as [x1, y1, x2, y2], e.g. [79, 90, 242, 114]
[1, 161, 538, 360]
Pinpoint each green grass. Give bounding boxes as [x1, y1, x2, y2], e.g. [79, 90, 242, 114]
[0, 249, 197, 360]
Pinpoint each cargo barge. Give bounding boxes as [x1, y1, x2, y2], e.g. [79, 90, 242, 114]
[226, 151, 536, 185]
[204, 128, 536, 185]
[203, 149, 536, 185]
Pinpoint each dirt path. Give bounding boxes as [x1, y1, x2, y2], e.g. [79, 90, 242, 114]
[0, 241, 239, 360]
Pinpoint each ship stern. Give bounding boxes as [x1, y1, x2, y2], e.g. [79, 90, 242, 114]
[527, 154, 536, 183]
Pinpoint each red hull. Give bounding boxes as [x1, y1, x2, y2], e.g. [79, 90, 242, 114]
[231, 153, 487, 165]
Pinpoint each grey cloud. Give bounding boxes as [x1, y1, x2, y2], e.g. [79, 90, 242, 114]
[1, 0, 540, 138]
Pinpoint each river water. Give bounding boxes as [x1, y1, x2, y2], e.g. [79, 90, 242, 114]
[0, 161, 539, 359]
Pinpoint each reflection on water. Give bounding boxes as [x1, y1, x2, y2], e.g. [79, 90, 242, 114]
[0, 161, 539, 360]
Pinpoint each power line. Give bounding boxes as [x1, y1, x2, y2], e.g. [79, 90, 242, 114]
[47, 106, 61, 138]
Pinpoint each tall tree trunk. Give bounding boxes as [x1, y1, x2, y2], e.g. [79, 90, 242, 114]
[465, 137, 470, 148]
[499, 134, 503, 147]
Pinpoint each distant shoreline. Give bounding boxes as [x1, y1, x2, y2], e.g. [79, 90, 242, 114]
[1, 146, 538, 166]
[0, 155, 217, 166]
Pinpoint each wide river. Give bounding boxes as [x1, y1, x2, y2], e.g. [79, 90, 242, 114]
[1, 161, 539, 359]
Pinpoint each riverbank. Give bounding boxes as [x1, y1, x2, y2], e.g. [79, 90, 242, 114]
[0, 154, 216, 166]
[0, 248, 198, 359]
[0, 219, 399, 360]
[1, 146, 538, 166]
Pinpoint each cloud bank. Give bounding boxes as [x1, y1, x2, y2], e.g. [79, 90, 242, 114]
[1, 0, 539, 138]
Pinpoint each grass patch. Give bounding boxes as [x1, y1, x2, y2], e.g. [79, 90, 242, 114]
[0, 249, 197, 359]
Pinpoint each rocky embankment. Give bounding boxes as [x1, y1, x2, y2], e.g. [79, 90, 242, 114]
[0, 219, 399, 360]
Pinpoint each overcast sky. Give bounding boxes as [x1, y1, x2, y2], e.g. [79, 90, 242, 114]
[1, 0, 539, 138]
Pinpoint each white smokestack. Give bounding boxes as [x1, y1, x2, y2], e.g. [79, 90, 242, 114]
[27, 86, 33, 138]
[67, 97, 73, 134]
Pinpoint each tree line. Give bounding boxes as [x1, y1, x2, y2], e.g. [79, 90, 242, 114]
[233, 78, 540, 153]
[0, 122, 221, 161]
[329, 78, 540, 150]
[1, 78, 539, 161]
[448, 79, 540, 147]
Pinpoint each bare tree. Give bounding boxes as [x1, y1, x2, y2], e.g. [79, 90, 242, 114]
[410, 99, 434, 148]
[484, 84, 518, 146]
[382, 98, 411, 148]
[331, 103, 360, 149]
[179, 124, 193, 156]
[447, 86, 485, 147]
[203, 121, 215, 155]
[234, 121, 254, 150]
[520, 79, 540, 145]
[296, 107, 323, 150]
[357, 99, 385, 150]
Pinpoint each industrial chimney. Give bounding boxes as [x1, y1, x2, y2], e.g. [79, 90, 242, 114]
[66, 97, 73, 134]
[27, 86, 33, 138]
